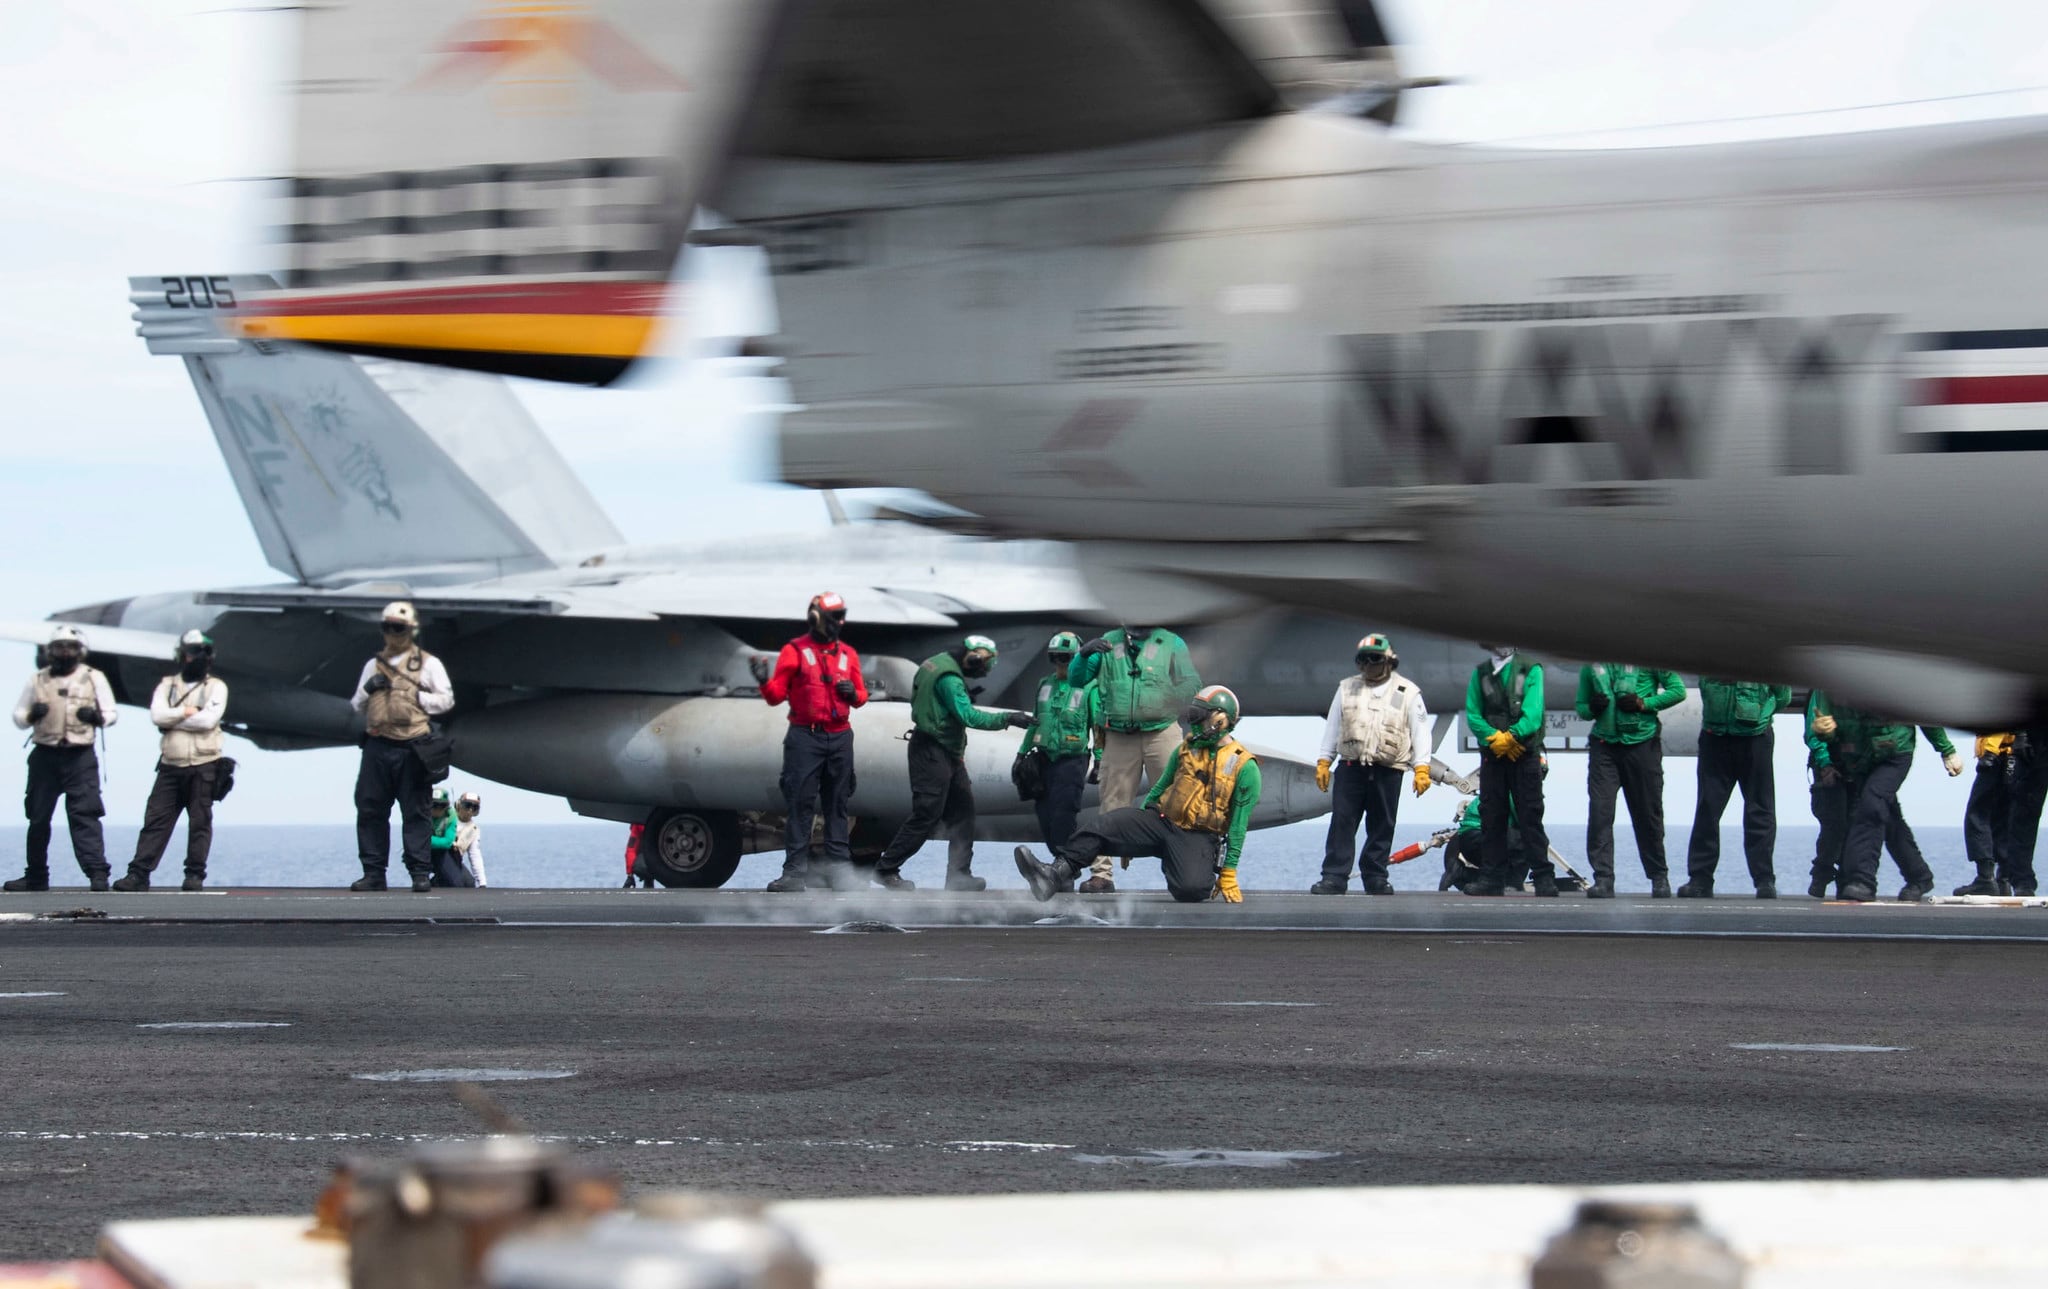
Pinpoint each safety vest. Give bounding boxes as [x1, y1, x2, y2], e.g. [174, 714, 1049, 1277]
[29, 666, 107, 748]
[1157, 737, 1256, 835]
[153, 675, 226, 767]
[1029, 673, 1093, 758]
[1477, 657, 1539, 746]
[366, 648, 435, 741]
[910, 652, 970, 755]
[1336, 673, 1418, 768]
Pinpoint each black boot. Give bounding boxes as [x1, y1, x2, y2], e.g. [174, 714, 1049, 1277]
[1462, 879, 1505, 896]
[1531, 871, 1559, 897]
[1587, 879, 1616, 900]
[1837, 883, 1876, 902]
[1954, 861, 2001, 896]
[945, 873, 988, 892]
[872, 868, 916, 892]
[112, 873, 149, 893]
[1649, 877, 1672, 898]
[1309, 879, 1348, 895]
[765, 871, 808, 893]
[410, 872, 433, 893]
[349, 872, 387, 892]
[1808, 873, 1833, 899]
[1754, 882, 1777, 899]
[181, 875, 205, 892]
[1675, 880, 1712, 898]
[4, 871, 49, 893]
[1897, 879, 1932, 903]
[1360, 879, 1395, 895]
[1014, 846, 1074, 902]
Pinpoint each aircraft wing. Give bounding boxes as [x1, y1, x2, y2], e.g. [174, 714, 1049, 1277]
[196, 580, 960, 627]
[242, 1, 1398, 384]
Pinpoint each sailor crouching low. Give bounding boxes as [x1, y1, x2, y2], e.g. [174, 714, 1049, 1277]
[1312, 633, 1431, 895]
[1016, 686, 1260, 904]
[349, 601, 454, 893]
[116, 631, 228, 891]
[9, 625, 117, 892]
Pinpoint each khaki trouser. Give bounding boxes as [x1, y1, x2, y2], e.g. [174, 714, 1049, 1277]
[1094, 726, 1181, 880]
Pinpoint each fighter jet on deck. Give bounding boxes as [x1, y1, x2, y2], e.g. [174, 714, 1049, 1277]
[6, 274, 1606, 886]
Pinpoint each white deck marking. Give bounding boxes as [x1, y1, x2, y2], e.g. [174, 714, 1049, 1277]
[1731, 1043, 1906, 1053]
[352, 1068, 576, 1082]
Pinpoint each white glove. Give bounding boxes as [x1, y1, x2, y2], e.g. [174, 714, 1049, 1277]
[1944, 751, 1965, 777]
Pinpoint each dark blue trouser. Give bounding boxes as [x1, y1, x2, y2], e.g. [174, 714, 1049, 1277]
[1587, 737, 1666, 882]
[2004, 750, 2047, 893]
[1963, 758, 2013, 878]
[781, 726, 855, 877]
[1479, 749, 1549, 885]
[356, 737, 431, 877]
[1686, 730, 1776, 888]
[1321, 761, 1403, 887]
[1839, 754, 1924, 892]
[23, 744, 105, 880]
[1034, 754, 1088, 852]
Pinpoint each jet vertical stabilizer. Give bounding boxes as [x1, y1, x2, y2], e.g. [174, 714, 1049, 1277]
[130, 274, 622, 584]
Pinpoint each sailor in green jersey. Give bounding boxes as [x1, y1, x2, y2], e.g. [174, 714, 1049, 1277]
[874, 635, 1033, 892]
[1680, 680, 1793, 898]
[1807, 690, 1963, 902]
[1016, 687, 1259, 905]
[1577, 662, 1687, 899]
[1067, 623, 1201, 893]
[1016, 632, 1099, 853]
[1461, 645, 1553, 896]
[426, 788, 470, 888]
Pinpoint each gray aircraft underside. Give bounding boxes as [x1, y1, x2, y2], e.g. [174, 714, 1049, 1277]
[240, 0, 2048, 732]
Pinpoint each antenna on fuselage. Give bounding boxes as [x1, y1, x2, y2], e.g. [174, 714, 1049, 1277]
[822, 490, 849, 527]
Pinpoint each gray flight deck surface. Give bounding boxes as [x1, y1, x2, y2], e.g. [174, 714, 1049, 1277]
[1, 890, 2045, 1260]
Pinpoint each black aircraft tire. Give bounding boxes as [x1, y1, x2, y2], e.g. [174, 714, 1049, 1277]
[642, 809, 743, 889]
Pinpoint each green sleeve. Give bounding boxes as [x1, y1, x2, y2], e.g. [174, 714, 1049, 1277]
[1923, 727, 1957, 757]
[1068, 650, 1103, 688]
[1142, 744, 1183, 811]
[1509, 665, 1545, 741]
[1465, 669, 1494, 741]
[1222, 758, 1262, 869]
[939, 674, 1011, 733]
[1574, 666, 1598, 721]
[1772, 684, 1794, 716]
[1805, 691, 1833, 768]
[1646, 670, 1687, 713]
[431, 814, 457, 847]
[1169, 637, 1202, 707]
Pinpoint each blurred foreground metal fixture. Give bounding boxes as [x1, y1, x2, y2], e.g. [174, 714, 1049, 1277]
[1532, 1201, 1744, 1288]
[487, 1196, 817, 1289]
[344, 1135, 619, 1289]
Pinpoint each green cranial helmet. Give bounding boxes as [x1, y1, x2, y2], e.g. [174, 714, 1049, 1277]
[1356, 632, 1397, 669]
[432, 788, 450, 810]
[1186, 684, 1241, 740]
[963, 634, 998, 659]
[1047, 631, 1082, 656]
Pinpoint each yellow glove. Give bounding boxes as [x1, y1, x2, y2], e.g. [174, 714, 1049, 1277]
[1503, 735, 1525, 761]
[1413, 764, 1431, 796]
[1484, 730, 1517, 759]
[1314, 759, 1332, 793]
[1212, 868, 1243, 903]
[1813, 713, 1837, 738]
[1944, 751, 1965, 777]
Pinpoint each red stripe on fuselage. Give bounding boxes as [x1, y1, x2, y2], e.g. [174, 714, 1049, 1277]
[242, 281, 669, 318]
[1920, 374, 2048, 405]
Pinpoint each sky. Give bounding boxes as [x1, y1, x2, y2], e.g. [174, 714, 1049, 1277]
[1, 0, 2046, 834]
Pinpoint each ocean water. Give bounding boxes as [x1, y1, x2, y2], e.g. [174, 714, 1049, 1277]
[0, 820, 1981, 895]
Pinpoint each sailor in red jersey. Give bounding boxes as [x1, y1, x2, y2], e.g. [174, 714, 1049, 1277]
[756, 593, 868, 891]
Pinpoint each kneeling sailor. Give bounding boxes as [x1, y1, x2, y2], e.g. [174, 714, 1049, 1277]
[1015, 686, 1260, 904]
